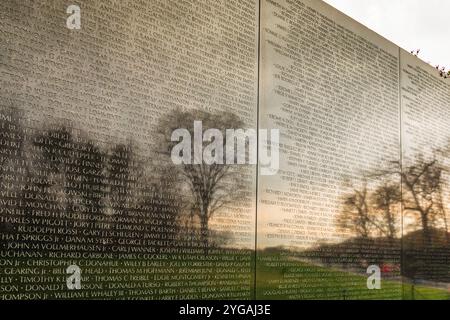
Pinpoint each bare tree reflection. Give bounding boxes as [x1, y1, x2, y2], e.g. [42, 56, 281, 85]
[372, 183, 401, 241]
[337, 181, 401, 242]
[157, 109, 248, 252]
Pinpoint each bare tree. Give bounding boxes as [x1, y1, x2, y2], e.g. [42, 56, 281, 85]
[337, 184, 372, 239]
[156, 109, 248, 252]
[436, 184, 450, 243]
[337, 181, 400, 240]
[371, 183, 401, 240]
[372, 155, 445, 246]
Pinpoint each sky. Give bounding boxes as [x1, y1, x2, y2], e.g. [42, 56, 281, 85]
[323, 0, 449, 69]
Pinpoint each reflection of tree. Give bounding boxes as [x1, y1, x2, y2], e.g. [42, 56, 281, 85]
[157, 109, 247, 252]
[339, 153, 449, 246]
[136, 172, 182, 246]
[1, 106, 245, 254]
[31, 127, 183, 248]
[333, 149, 450, 283]
[108, 144, 135, 216]
[337, 184, 371, 239]
[0, 106, 184, 251]
[398, 157, 443, 246]
[33, 127, 108, 219]
[337, 181, 401, 240]
[371, 183, 401, 240]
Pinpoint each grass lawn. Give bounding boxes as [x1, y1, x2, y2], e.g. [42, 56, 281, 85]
[402, 283, 450, 300]
[1, 250, 448, 300]
[256, 252, 449, 300]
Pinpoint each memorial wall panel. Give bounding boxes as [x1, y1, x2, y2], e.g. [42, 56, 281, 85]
[400, 50, 450, 288]
[257, 0, 402, 299]
[0, 0, 258, 300]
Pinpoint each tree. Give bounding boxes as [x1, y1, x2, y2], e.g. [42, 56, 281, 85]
[400, 157, 443, 246]
[135, 173, 183, 248]
[337, 185, 372, 239]
[371, 183, 401, 240]
[156, 109, 248, 252]
[372, 155, 446, 246]
[337, 182, 401, 240]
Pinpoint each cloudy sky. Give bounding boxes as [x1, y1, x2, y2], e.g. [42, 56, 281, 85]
[323, 0, 449, 69]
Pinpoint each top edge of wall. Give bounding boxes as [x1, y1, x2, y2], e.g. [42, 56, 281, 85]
[318, 0, 449, 84]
